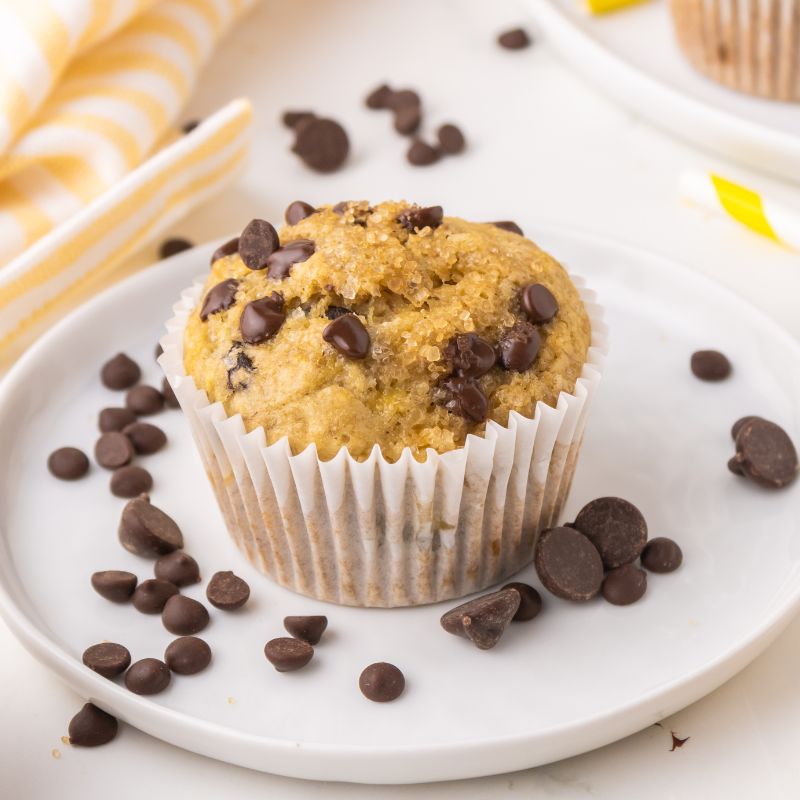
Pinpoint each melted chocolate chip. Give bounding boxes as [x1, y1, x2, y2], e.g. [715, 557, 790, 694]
[200, 279, 239, 320]
[292, 117, 350, 173]
[240, 294, 286, 344]
[440, 376, 488, 422]
[444, 333, 496, 378]
[265, 239, 315, 279]
[498, 321, 541, 372]
[322, 314, 370, 359]
[521, 284, 558, 323]
[211, 237, 239, 264]
[239, 219, 280, 270]
[491, 220, 523, 236]
[285, 200, 316, 225]
[397, 205, 443, 232]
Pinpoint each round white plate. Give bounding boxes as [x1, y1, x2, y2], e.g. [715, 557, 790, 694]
[1, 226, 799, 784]
[532, 0, 800, 183]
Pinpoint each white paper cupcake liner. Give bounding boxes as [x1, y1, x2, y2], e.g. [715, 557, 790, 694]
[159, 277, 607, 607]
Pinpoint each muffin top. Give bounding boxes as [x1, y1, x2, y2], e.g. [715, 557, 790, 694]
[183, 201, 591, 462]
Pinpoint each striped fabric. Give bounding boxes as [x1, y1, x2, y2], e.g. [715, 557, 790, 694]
[0, 0, 257, 369]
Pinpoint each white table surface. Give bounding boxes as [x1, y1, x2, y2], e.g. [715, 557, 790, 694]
[3, 1, 800, 797]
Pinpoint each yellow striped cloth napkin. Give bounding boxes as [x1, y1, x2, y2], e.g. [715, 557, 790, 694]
[0, 0, 257, 369]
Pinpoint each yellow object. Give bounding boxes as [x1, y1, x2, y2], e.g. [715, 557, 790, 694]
[586, 0, 648, 13]
[710, 175, 779, 242]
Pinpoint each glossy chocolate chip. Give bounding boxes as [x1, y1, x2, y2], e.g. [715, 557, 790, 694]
[292, 117, 350, 173]
[501, 582, 543, 621]
[283, 615, 328, 645]
[690, 350, 731, 381]
[159, 238, 193, 259]
[98, 407, 137, 433]
[491, 220, 524, 235]
[285, 200, 316, 225]
[206, 571, 250, 610]
[498, 321, 541, 372]
[122, 421, 167, 455]
[162, 595, 209, 635]
[444, 333, 496, 378]
[94, 432, 134, 470]
[101, 353, 140, 390]
[200, 278, 239, 321]
[322, 314, 370, 359]
[161, 377, 179, 409]
[394, 104, 422, 135]
[406, 138, 440, 166]
[155, 551, 200, 587]
[397, 205, 443, 231]
[164, 636, 212, 675]
[240, 294, 286, 344]
[91, 570, 137, 603]
[437, 123, 465, 154]
[125, 385, 164, 415]
[573, 497, 648, 570]
[440, 376, 489, 423]
[211, 237, 239, 264]
[68, 703, 118, 747]
[359, 663, 405, 702]
[132, 578, 179, 614]
[498, 27, 531, 50]
[118, 495, 183, 557]
[282, 110, 315, 129]
[640, 537, 683, 573]
[440, 588, 521, 650]
[365, 84, 393, 109]
[534, 526, 604, 601]
[602, 564, 647, 606]
[48, 447, 89, 480]
[266, 239, 315, 279]
[82, 642, 131, 679]
[730, 417, 798, 489]
[110, 465, 153, 498]
[125, 658, 171, 695]
[239, 218, 280, 270]
[264, 637, 314, 672]
[521, 284, 558, 323]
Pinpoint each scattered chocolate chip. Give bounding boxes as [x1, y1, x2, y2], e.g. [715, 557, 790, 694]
[440, 376, 489, 423]
[98, 407, 137, 433]
[125, 658, 171, 695]
[670, 732, 690, 751]
[444, 333, 496, 378]
[282, 110, 315, 129]
[200, 278, 239, 321]
[110, 465, 153, 498]
[101, 353, 140, 390]
[325, 305, 351, 320]
[730, 417, 798, 488]
[498, 321, 541, 372]
[118, 495, 183, 557]
[82, 642, 131, 679]
[322, 313, 370, 359]
[365, 84, 393, 109]
[406, 138, 440, 166]
[534, 526, 604, 601]
[159, 238, 193, 259]
[491, 220, 524, 235]
[240, 294, 286, 344]
[498, 27, 531, 50]
[164, 636, 212, 675]
[91, 570, 137, 603]
[521, 284, 558, 323]
[211, 237, 239, 264]
[440, 587, 521, 649]
[122, 421, 167, 455]
[292, 116, 349, 173]
[728, 455, 745, 476]
[640, 537, 683, 573]
[132, 578, 179, 614]
[437, 123, 465, 154]
[182, 119, 200, 134]
[48, 447, 89, 480]
[206, 570, 250, 610]
[387, 89, 421, 111]
[602, 564, 647, 605]
[224, 343, 255, 391]
[283, 616, 328, 645]
[573, 497, 648, 570]
[68, 703, 118, 747]
[94, 432, 134, 470]
[155, 551, 200, 587]
[161, 377, 179, 409]
[239, 219, 280, 270]
[397, 205, 443, 231]
[266, 238, 315, 279]
[162, 594, 210, 635]
[731, 415, 762, 440]
[285, 200, 316, 225]
[394, 104, 422, 135]
[690, 350, 731, 381]
[264, 637, 314, 672]
[359, 662, 405, 702]
[125, 384, 164, 416]
[154, 343, 163, 361]
[502, 582, 542, 621]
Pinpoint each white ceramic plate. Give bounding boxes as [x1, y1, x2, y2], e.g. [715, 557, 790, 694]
[532, 0, 800, 183]
[1, 227, 799, 784]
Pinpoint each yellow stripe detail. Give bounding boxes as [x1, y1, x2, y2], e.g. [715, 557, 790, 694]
[42, 155, 107, 204]
[710, 174, 780, 241]
[0, 65, 31, 138]
[127, 15, 203, 66]
[9, 3, 70, 79]
[0, 183, 53, 245]
[586, 0, 646, 11]
[50, 83, 169, 132]
[186, 0, 225, 33]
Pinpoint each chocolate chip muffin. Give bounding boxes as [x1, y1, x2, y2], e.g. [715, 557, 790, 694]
[183, 201, 591, 462]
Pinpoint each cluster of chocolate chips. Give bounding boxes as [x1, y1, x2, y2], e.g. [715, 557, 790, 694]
[281, 111, 350, 173]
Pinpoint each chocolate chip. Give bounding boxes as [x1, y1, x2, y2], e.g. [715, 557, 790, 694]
[731, 416, 762, 440]
[264, 637, 314, 672]
[125, 658, 171, 695]
[359, 663, 405, 702]
[640, 537, 683, 573]
[199, 278, 239, 320]
[91, 570, 137, 603]
[573, 497, 648, 570]
[224, 343, 255, 391]
[161, 377, 179, 408]
[206, 570, 250, 610]
[122, 421, 167, 455]
[322, 313, 370, 359]
[498, 321, 541, 372]
[534, 526, 604, 601]
[387, 89, 421, 111]
[521, 284, 558, 323]
[211, 237, 239, 264]
[154, 342, 163, 361]
[291, 117, 349, 173]
[125, 384, 164, 415]
[82, 642, 131, 679]
[94, 432, 134, 470]
[283, 615, 328, 645]
[602, 564, 647, 605]
[48, 447, 89, 480]
[728, 455, 746, 476]
[501, 582, 542, 621]
[132, 578, 179, 614]
[266, 238, 315, 279]
[110, 465, 153, 498]
[240, 294, 286, 344]
[394, 104, 421, 135]
[491, 220, 524, 235]
[325, 305, 351, 320]
[155, 551, 200, 587]
[440, 376, 489, 422]
[98, 407, 137, 433]
[365, 84, 393, 109]
[730, 417, 798, 489]
[282, 110, 315, 129]
[164, 636, 212, 675]
[159, 238, 193, 259]
[690, 350, 731, 381]
[239, 218, 280, 270]
[182, 119, 200, 134]
[437, 123, 465, 154]
[285, 200, 316, 225]
[406, 138, 440, 166]
[498, 27, 531, 50]
[397, 205, 443, 231]
[118, 495, 183, 557]
[101, 353, 140, 390]
[440, 587, 520, 650]
[444, 333, 496, 378]
[68, 703, 118, 747]
[162, 595, 210, 635]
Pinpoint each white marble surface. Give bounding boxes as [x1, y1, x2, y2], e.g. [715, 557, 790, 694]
[3, 0, 799, 796]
